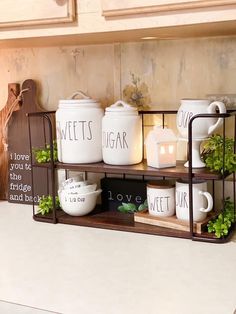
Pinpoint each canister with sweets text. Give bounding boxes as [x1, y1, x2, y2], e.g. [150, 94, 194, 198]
[56, 91, 103, 163]
[102, 100, 142, 165]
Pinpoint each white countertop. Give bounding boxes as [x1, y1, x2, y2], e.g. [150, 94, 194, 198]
[0, 201, 235, 314]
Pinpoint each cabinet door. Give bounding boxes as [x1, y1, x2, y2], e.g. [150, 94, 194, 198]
[102, 0, 236, 17]
[0, 0, 75, 28]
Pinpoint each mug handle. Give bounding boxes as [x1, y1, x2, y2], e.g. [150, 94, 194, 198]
[199, 191, 213, 213]
[207, 101, 226, 135]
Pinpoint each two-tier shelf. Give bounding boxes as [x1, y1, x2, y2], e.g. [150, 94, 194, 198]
[27, 110, 236, 243]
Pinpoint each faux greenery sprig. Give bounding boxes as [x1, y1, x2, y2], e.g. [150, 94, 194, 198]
[33, 140, 58, 163]
[207, 197, 235, 238]
[37, 195, 60, 215]
[122, 72, 151, 110]
[201, 134, 236, 174]
[118, 199, 148, 213]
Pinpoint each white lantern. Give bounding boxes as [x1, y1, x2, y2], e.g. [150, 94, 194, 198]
[145, 126, 177, 168]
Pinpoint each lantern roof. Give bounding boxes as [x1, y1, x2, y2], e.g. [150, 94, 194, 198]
[145, 126, 177, 144]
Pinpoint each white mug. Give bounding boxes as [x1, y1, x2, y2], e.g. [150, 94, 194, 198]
[147, 181, 175, 217]
[175, 180, 213, 222]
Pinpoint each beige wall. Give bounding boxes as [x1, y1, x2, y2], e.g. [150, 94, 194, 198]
[0, 36, 235, 111]
[0, 44, 116, 110]
[1, 35, 235, 198]
[121, 36, 236, 109]
[0, 35, 235, 161]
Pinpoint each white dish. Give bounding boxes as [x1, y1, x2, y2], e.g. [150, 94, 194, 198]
[59, 189, 102, 216]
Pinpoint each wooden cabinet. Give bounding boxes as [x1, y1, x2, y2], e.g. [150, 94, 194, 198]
[1, 0, 236, 47]
[0, 0, 75, 28]
[101, 0, 236, 17]
[101, 0, 236, 38]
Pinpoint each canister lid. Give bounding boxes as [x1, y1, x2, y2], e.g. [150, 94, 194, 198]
[59, 91, 101, 108]
[147, 180, 175, 189]
[105, 100, 138, 115]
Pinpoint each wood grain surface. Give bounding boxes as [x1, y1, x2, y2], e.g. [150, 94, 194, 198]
[0, 83, 20, 199]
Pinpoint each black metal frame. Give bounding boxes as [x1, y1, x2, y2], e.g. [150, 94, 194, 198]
[27, 111, 57, 223]
[27, 110, 236, 243]
[188, 112, 236, 243]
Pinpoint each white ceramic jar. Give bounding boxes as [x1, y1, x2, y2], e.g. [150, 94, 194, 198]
[56, 91, 103, 163]
[102, 100, 142, 165]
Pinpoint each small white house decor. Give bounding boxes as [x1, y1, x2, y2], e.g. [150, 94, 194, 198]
[145, 126, 177, 168]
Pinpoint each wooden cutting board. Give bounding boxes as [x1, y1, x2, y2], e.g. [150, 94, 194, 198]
[0, 83, 20, 199]
[8, 79, 53, 204]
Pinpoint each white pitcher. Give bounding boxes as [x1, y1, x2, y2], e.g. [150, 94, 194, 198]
[176, 99, 226, 168]
[176, 99, 226, 140]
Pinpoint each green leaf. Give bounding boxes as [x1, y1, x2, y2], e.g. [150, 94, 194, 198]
[207, 198, 235, 238]
[33, 140, 58, 164]
[201, 134, 236, 174]
[37, 195, 60, 215]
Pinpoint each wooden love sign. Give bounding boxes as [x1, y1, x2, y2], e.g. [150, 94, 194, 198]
[7, 79, 52, 204]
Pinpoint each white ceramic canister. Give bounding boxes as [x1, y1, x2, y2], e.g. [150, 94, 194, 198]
[102, 100, 142, 165]
[147, 180, 175, 217]
[56, 91, 104, 163]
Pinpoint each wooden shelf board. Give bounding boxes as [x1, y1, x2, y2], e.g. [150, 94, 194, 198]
[53, 160, 222, 180]
[33, 208, 235, 243]
[34, 208, 190, 238]
[56, 210, 192, 239]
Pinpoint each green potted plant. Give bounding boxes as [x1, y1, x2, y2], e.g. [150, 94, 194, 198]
[201, 134, 236, 174]
[37, 195, 60, 215]
[207, 197, 235, 238]
[33, 140, 58, 163]
[118, 199, 148, 213]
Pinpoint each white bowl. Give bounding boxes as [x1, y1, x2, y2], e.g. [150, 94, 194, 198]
[58, 183, 97, 195]
[62, 180, 90, 191]
[59, 189, 102, 216]
[61, 176, 84, 189]
[66, 183, 97, 194]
